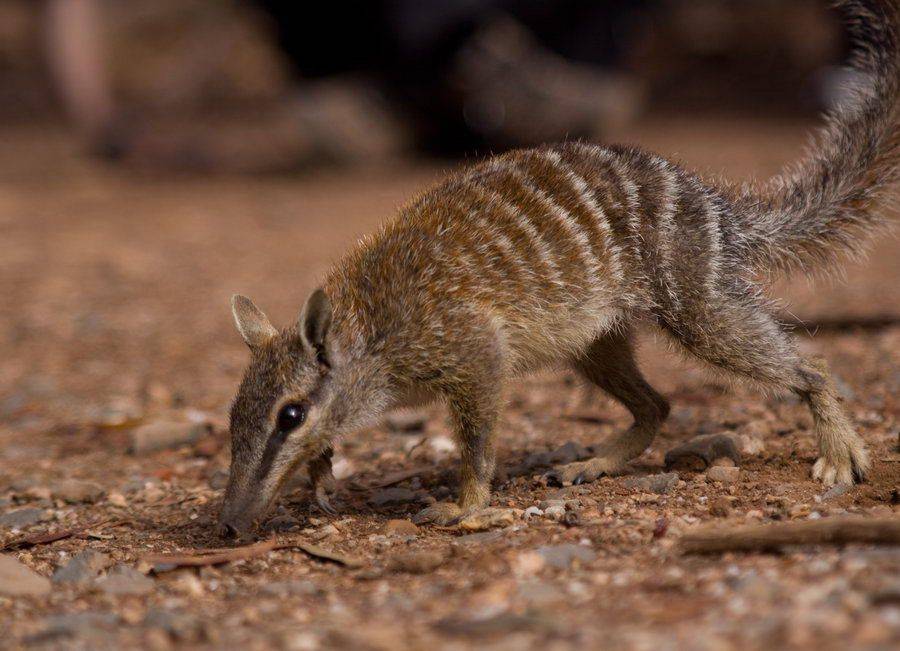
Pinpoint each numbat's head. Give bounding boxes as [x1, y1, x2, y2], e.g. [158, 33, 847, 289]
[219, 289, 380, 538]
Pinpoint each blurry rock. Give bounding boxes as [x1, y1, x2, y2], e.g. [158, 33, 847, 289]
[368, 487, 422, 507]
[383, 519, 419, 536]
[388, 550, 446, 574]
[0, 554, 51, 596]
[0, 507, 48, 530]
[331, 457, 355, 480]
[107, 492, 128, 508]
[707, 466, 740, 484]
[543, 505, 567, 522]
[51, 479, 104, 504]
[129, 418, 212, 454]
[52, 550, 112, 587]
[538, 499, 565, 511]
[94, 397, 143, 430]
[736, 434, 766, 456]
[311, 524, 339, 541]
[536, 544, 596, 570]
[820, 483, 851, 501]
[710, 496, 734, 517]
[458, 508, 516, 532]
[97, 565, 154, 595]
[710, 457, 735, 467]
[384, 409, 427, 433]
[665, 434, 741, 471]
[513, 551, 547, 576]
[622, 472, 679, 495]
[428, 435, 457, 456]
[523, 506, 543, 520]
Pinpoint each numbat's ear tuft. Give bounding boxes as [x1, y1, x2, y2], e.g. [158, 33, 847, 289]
[231, 295, 277, 349]
[299, 288, 332, 360]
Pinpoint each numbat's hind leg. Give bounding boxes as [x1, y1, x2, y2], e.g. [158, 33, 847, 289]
[546, 329, 670, 486]
[661, 284, 869, 486]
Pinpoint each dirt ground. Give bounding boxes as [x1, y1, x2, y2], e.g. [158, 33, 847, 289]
[1, 116, 898, 651]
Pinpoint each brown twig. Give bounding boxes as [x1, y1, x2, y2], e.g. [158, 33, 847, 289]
[141, 538, 362, 571]
[0, 517, 122, 551]
[681, 517, 900, 554]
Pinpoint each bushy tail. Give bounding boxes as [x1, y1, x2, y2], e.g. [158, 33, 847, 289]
[733, 0, 900, 275]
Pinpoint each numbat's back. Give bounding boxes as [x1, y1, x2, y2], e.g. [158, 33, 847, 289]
[218, 0, 900, 537]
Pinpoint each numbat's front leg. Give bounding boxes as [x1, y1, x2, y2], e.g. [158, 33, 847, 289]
[414, 365, 502, 526]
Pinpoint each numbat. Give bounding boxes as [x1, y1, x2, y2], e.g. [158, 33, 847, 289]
[219, 1, 899, 536]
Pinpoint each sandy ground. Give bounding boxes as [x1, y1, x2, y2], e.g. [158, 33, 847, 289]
[0, 117, 898, 650]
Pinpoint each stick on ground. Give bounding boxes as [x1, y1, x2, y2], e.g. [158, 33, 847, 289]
[141, 538, 363, 572]
[681, 517, 900, 554]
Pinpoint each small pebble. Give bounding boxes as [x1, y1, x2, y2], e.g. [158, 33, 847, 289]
[707, 466, 741, 484]
[388, 550, 446, 574]
[383, 519, 419, 536]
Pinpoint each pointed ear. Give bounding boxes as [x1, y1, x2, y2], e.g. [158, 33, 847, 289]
[298, 288, 332, 358]
[231, 295, 277, 349]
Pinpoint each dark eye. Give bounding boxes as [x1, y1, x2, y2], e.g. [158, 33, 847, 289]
[276, 403, 307, 433]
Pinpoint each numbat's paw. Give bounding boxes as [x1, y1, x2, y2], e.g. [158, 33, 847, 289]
[412, 502, 463, 526]
[314, 485, 338, 515]
[544, 456, 626, 487]
[812, 444, 870, 486]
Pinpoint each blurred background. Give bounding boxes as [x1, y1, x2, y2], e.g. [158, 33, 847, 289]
[0, 0, 849, 169]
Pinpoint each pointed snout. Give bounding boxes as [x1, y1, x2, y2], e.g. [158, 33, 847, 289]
[217, 474, 272, 540]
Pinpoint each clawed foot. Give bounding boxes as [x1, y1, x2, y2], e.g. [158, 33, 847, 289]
[544, 456, 626, 487]
[315, 484, 338, 515]
[412, 501, 463, 526]
[812, 443, 869, 486]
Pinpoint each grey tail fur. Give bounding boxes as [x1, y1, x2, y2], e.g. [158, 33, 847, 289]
[732, 0, 900, 276]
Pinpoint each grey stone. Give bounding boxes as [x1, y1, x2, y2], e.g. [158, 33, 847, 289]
[536, 544, 596, 570]
[129, 419, 212, 454]
[96, 564, 154, 595]
[665, 434, 741, 471]
[538, 499, 565, 511]
[52, 550, 112, 586]
[368, 487, 423, 507]
[51, 479, 104, 504]
[820, 483, 851, 501]
[0, 554, 51, 596]
[543, 505, 567, 521]
[622, 472, 679, 494]
[0, 507, 47, 530]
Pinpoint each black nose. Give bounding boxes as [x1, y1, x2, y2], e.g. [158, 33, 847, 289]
[218, 521, 240, 539]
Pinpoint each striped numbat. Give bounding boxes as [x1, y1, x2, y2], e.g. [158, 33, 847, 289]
[218, 0, 900, 535]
